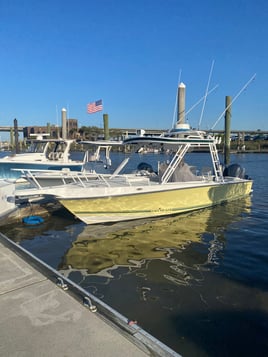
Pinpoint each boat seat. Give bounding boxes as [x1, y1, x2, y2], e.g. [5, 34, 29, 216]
[48, 152, 60, 160]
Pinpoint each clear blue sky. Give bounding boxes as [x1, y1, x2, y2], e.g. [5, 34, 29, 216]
[1, 0, 267, 138]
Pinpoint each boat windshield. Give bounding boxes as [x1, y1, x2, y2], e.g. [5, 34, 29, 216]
[27, 141, 48, 153]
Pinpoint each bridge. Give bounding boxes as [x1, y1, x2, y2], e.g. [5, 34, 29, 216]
[0, 125, 267, 138]
[0, 126, 24, 132]
[119, 128, 268, 135]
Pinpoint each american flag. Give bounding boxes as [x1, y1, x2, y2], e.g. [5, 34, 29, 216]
[87, 99, 103, 114]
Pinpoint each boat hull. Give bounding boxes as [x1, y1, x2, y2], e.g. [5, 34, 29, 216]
[0, 180, 17, 221]
[59, 180, 253, 225]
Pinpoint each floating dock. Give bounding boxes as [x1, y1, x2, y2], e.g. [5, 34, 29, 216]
[0, 233, 181, 357]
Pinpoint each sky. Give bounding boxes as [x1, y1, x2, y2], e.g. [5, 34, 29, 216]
[1, 0, 268, 140]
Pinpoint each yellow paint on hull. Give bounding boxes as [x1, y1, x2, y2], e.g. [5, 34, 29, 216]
[59, 180, 253, 224]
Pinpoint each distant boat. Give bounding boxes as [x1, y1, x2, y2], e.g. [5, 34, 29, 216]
[13, 140, 123, 187]
[0, 136, 87, 180]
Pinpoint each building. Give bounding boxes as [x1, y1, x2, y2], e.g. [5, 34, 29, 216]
[23, 119, 78, 139]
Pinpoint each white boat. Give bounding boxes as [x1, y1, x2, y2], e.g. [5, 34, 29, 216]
[15, 132, 253, 225]
[13, 140, 123, 187]
[0, 180, 17, 222]
[0, 136, 87, 180]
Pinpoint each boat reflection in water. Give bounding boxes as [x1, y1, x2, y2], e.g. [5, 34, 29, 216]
[59, 197, 251, 285]
[58, 197, 253, 357]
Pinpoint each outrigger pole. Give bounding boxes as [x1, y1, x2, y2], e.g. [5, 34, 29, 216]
[184, 85, 218, 118]
[211, 73, 257, 130]
[198, 60, 215, 129]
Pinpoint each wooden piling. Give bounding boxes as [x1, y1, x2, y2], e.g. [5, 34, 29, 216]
[14, 118, 19, 154]
[224, 96, 231, 165]
[103, 114, 109, 140]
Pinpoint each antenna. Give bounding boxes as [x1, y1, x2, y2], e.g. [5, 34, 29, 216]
[211, 73, 256, 130]
[198, 60, 215, 129]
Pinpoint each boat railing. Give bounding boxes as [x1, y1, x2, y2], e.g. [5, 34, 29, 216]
[75, 173, 111, 188]
[12, 168, 99, 189]
[83, 173, 152, 188]
[13, 169, 43, 189]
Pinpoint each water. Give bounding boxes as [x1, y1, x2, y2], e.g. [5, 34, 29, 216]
[1, 152, 268, 357]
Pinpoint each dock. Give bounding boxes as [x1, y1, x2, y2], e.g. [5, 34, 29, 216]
[0, 233, 181, 357]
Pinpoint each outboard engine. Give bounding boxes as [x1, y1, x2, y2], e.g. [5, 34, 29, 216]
[136, 162, 158, 179]
[137, 162, 154, 173]
[223, 163, 246, 179]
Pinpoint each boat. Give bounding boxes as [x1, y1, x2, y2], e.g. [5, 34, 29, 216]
[0, 180, 17, 222]
[0, 136, 87, 180]
[13, 140, 123, 187]
[15, 132, 253, 225]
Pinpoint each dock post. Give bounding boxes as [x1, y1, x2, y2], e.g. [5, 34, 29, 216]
[61, 108, 67, 139]
[224, 96, 231, 165]
[10, 127, 14, 149]
[14, 118, 19, 154]
[103, 114, 109, 140]
[177, 82, 186, 124]
[46, 122, 51, 137]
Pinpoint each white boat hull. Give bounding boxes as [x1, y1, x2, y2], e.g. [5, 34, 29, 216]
[0, 180, 17, 221]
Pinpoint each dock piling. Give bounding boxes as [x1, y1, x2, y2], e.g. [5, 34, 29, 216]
[224, 96, 231, 165]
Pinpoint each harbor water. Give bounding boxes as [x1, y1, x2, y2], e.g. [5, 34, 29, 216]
[1, 152, 268, 357]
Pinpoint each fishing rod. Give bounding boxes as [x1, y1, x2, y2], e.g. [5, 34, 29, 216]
[184, 84, 219, 117]
[210, 73, 257, 130]
[198, 60, 215, 129]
